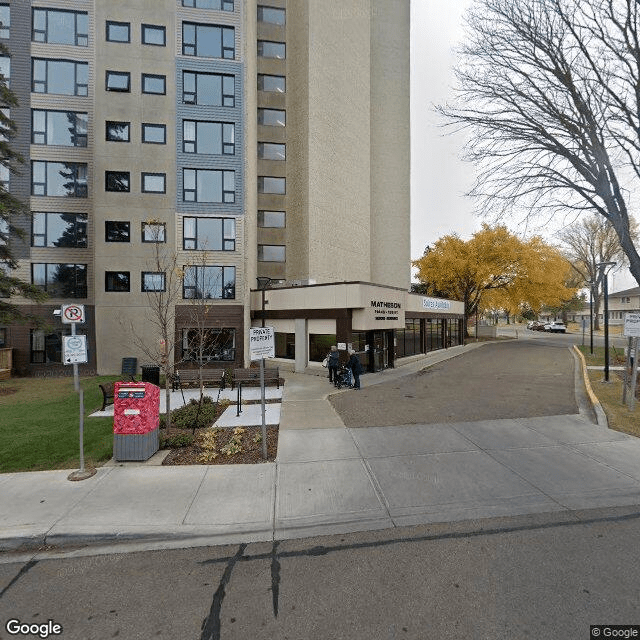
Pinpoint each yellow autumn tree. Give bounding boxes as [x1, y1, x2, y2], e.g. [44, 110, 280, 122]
[412, 225, 575, 331]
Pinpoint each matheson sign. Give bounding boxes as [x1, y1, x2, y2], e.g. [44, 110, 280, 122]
[370, 299, 402, 322]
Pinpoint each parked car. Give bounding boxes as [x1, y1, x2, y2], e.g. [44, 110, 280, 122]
[527, 321, 542, 330]
[545, 321, 566, 333]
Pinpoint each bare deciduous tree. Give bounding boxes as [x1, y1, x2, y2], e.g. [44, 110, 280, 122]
[558, 214, 638, 328]
[438, 0, 640, 286]
[125, 221, 180, 428]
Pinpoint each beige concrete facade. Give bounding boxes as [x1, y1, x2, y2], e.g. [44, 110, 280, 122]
[4, 0, 417, 376]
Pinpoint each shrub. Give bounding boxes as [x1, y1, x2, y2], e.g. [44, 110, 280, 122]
[160, 432, 194, 449]
[170, 396, 227, 430]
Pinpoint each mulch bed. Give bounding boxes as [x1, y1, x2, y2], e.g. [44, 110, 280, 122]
[162, 425, 278, 465]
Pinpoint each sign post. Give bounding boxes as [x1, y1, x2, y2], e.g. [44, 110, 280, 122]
[622, 314, 640, 411]
[249, 327, 275, 459]
[61, 304, 95, 481]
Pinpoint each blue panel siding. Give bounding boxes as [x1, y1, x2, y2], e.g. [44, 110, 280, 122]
[176, 58, 244, 216]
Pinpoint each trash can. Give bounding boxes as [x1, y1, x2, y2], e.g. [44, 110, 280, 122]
[141, 364, 160, 386]
[113, 381, 159, 461]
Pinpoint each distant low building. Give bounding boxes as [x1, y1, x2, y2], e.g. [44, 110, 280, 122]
[566, 286, 640, 327]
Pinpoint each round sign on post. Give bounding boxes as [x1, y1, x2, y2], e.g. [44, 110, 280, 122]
[61, 304, 85, 324]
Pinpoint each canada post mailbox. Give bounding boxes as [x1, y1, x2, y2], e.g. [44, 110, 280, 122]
[113, 381, 159, 461]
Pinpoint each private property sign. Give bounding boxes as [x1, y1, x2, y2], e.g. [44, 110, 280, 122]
[249, 326, 275, 360]
[624, 313, 640, 337]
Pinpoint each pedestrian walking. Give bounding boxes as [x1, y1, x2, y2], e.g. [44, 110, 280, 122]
[347, 349, 363, 390]
[327, 345, 339, 385]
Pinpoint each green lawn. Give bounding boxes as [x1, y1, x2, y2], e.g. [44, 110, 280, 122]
[0, 375, 117, 473]
[576, 344, 628, 367]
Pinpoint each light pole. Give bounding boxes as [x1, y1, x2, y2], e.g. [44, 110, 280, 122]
[596, 262, 616, 382]
[256, 277, 273, 328]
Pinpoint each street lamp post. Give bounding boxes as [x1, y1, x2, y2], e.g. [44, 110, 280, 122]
[256, 277, 272, 328]
[595, 262, 616, 382]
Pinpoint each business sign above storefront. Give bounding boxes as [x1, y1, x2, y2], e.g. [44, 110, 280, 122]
[353, 296, 405, 330]
[422, 297, 451, 311]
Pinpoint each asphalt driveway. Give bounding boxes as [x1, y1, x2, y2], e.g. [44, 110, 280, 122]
[329, 341, 578, 427]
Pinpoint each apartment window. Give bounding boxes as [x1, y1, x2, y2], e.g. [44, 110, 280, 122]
[257, 5, 285, 25]
[182, 71, 234, 106]
[142, 74, 166, 95]
[181, 328, 235, 363]
[142, 222, 166, 242]
[258, 108, 285, 127]
[32, 110, 87, 147]
[183, 265, 235, 299]
[105, 271, 130, 292]
[31, 263, 87, 297]
[0, 164, 7, 190]
[258, 142, 285, 160]
[0, 327, 5, 347]
[183, 120, 234, 154]
[183, 217, 235, 250]
[182, 0, 234, 10]
[106, 121, 130, 142]
[142, 272, 166, 292]
[105, 221, 130, 242]
[257, 40, 285, 59]
[142, 123, 166, 144]
[142, 24, 166, 46]
[141, 173, 166, 193]
[258, 176, 285, 194]
[621, 297, 631, 303]
[183, 169, 234, 203]
[258, 245, 286, 262]
[32, 213, 87, 248]
[32, 8, 88, 46]
[30, 329, 62, 364]
[32, 59, 88, 96]
[0, 5, 10, 39]
[258, 210, 285, 228]
[182, 22, 234, 59]
[106, 71, 130, 92]
[0, 56, 8, 85]
[32, 161, 88, 197]
[106, 21, 130, 42]
[258, 74, 285, 93]
[105, 171, 130, 192]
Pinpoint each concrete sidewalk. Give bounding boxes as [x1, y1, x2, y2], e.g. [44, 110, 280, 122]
[3, 341, 640, 554]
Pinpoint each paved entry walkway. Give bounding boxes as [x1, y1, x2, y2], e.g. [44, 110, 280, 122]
[2, 341, 640, 553]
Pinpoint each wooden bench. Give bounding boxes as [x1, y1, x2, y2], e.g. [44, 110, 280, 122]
[232, 367, 280, 389]
[99, 382, 115, 411]
[172, 368, 226, 391]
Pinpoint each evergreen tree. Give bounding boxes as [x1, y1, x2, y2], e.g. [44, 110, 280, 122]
[0, 43, 47, 322]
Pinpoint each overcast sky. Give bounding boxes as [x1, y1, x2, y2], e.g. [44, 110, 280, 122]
[410, 0, 476, 261]
[409, 0, 638, 291]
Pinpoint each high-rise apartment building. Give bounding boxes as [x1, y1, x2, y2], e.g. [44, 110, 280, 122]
[1, 0, 464, 377]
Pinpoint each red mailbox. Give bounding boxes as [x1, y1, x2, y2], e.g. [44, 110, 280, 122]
[113, 381, 159, 461]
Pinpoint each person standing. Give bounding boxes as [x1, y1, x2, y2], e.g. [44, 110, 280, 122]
[327, 345, 339, 385]
[347, 349, 363, 390]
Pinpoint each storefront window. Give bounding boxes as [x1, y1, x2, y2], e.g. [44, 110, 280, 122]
[309, 334, 335, 362]
[426, 319, 443, 352]
[275, 332, 294, 359]
[397, 319, 421, 358]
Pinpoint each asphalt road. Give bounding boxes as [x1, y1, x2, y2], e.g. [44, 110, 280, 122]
[330, 340, 579, 427]
[1, 507, 640, 640]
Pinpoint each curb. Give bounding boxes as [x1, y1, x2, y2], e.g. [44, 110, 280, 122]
[572, 345, 609, 428]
